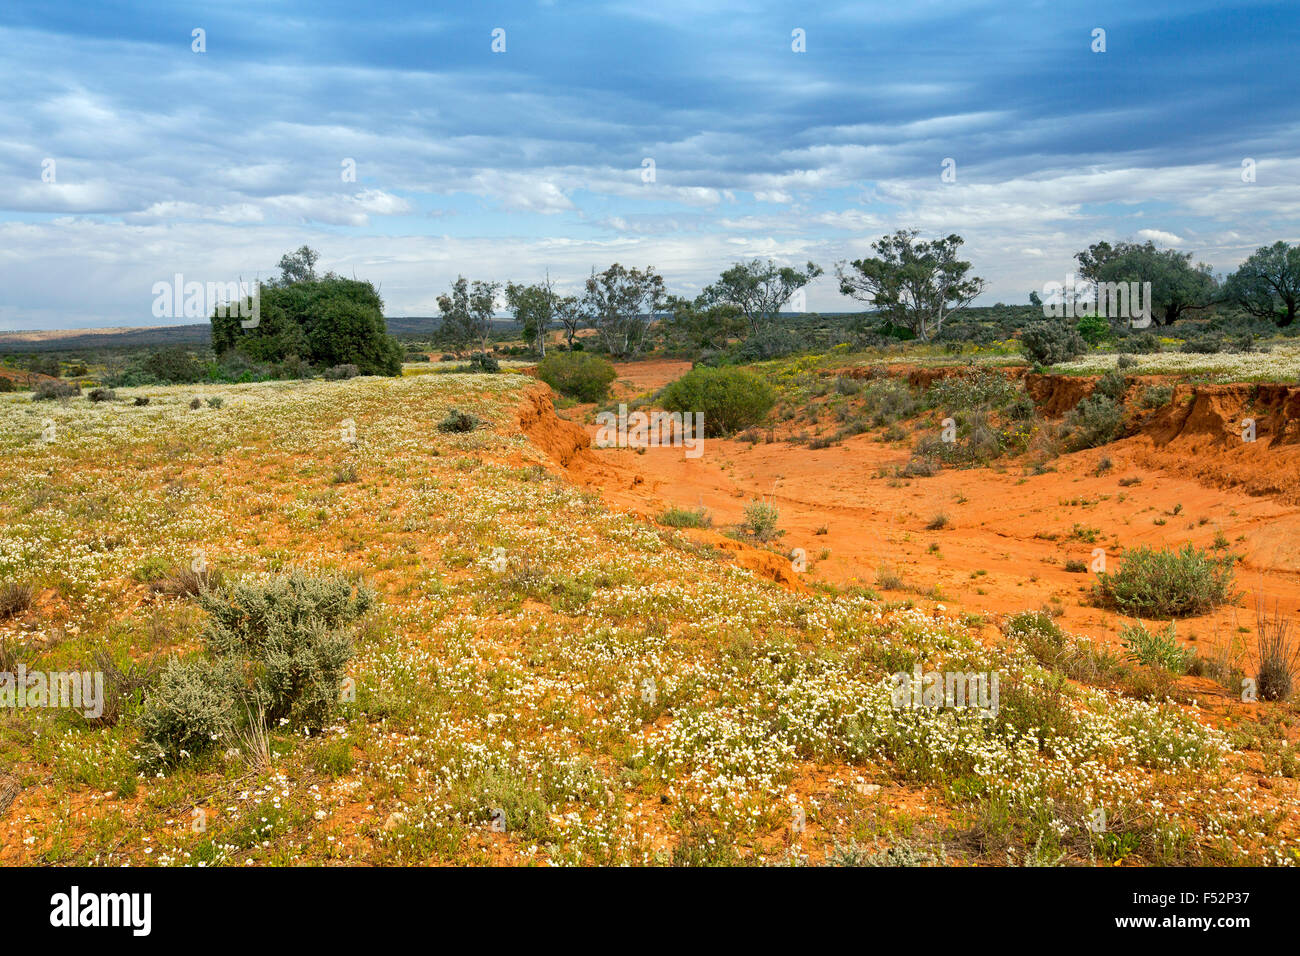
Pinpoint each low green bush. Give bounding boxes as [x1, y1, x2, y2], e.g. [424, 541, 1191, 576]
[861, 379, 923, 426]
[139, 347, 207, 384]
[1095, 367, 1128, 401]
[438, 408, 481, 433]
[200, 572, 370, 728]
[1094, 545, 1237, 618]
[740, 500, 780, 541]
[537, 352, 617, 402]
[140, 572, 374, 764]
[1119, 621, 1191, 673]
[658, 366, 775, 437]
[324, 363, 360, 380]
[138, 657, 238, 763]
[927, 368, 1018, 412]
[1127, 331, 1162, 354]
[1076, 313, 1111, 345]
[467, 352, 500, 374]
[658, 506, 712, 528]
[1139, 384, 1174, 409]
[1061, 393, 1123, 450]
[1020, 321, 1087, 366]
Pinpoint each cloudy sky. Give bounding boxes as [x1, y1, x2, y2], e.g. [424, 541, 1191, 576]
[2, 0, 1297, 329]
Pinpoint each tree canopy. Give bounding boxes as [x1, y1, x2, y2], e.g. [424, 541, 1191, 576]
[1221, 241, 1300, 326]
[583, 263, 665, 359]
[1075, 240, 1216, 326]
[210, 248, 402, 376]
[505, 277, 557, 355]
[437, 276, 500, 353]
[836, 230, 984, 342]
[699, 259, 822, 335]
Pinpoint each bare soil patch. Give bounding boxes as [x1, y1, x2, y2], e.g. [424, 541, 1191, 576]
[548, 360, 1300, 666]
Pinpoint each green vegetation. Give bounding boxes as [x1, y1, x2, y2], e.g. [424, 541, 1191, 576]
[210, 247, 402, 376]
[1119, 621, 1191, 673]
[1094, 545, 1237, 618]
[658, 366, 776, 436]
[658, 506, 712, 528]
[438, 408, 482, 433]
[1060, 393, 1124, 450]
[1255, 603, 1298, 702]
[140, 572, 373, 764]
[739, 500, 780, 541]
[1020, 320, 1086, 366]
[536, 351, 617, 402]
[32, 380, 80, 400]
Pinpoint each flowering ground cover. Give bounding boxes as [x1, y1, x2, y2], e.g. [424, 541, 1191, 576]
[0, 373, 1296, 865]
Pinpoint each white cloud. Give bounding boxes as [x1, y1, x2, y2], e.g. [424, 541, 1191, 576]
[1136, 228, 1184, 245]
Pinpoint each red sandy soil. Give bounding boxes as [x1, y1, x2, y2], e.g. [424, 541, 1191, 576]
[0, 367, 60, 387]
[529, 360, 1300, 669]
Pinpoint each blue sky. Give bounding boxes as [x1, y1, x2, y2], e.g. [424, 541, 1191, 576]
[2, 0, 1297, 328]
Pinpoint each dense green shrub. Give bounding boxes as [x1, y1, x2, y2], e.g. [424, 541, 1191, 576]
[213, 350, 273, 384]
[861, 379, 924, 426]
[1095, 367, 1129, 401]
[1128, 331, 1162, 353]
[438, 407, 481, 433]
[735, 327, 801, 362]
[1139, 384, 1174, 409]
[536, 352, 617, 402]
[740, 500, 781, 541]
[138, 657, 238, 763]
[25, 355, 61, 377]
[1061, 393, 1123, 450]
[140, 572, 374, 763]
[658, 366, 776, 437]
[1076, 313, 1111, 345]
[927, 368, 1018, 411]
[274, 355, 312, 379]
[467, 352, 500, 374]
[1094, 545, 1237, 617]
[323, 363, 360, 380]
[1179, 335, 1224, 354]
[1020, 320, 1087, 366]
[141, 347, 207, 384]
[211, 276, 402, 376]
[1120, 621, 1191, 673]
[199, 572, 371, 728]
